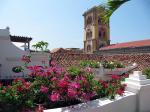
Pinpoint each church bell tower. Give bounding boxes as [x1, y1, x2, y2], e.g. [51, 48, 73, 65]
[83, 6, 110, 53]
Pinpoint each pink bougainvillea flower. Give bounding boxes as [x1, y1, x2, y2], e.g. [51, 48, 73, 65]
[27, 66, 44, 76]
[40, 85, 49, 93]
[103, 82, 108, 88]
[51, 77, 57, 82]
[49, 92, 60, 102]
[13, 78, 25, 83]
[116, 89, 124, 95]
[50, 60, 57, 67]
[69, 82, 80, 89]
[81, 92, 94, 101]
[21, 55, 31, 63]
[111, 74, 120, 80]
[0, 83, 3, 86]
[24, 82, 31, 90]
[58, 79, 68, 88]
[27, 66, 43, 72]
[17, 86, 24, 92]
[67, 88, 77, 98]
[99, 79, 105, 84]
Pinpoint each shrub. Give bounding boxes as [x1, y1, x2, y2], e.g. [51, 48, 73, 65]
[102, 61, 125, 69]
[67, 66, 81, 77]
[143, 68, 150, 79]
[80, 60, 99, 68]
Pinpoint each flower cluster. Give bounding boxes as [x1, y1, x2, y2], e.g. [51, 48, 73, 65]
[0, 58, 128, 111]
[21, 55, 31, 63]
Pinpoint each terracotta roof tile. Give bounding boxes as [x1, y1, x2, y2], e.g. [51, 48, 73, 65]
[100, 39, 150, 50]
[51, 52, 150, 71]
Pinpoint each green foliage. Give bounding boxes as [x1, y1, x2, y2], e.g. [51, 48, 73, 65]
[12, 66, 23, 73]
[80, 60, 99, 68]
[102, 61, 125, 69]
[98, 0, 130, 23]
[143, 68, 150, 79]
[32, 41, 49, 51]
[68, 66, 81, 77]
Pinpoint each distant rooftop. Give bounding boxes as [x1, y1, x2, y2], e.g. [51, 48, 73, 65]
[10, 35, 32, 43]
[100, 39, 150, 50]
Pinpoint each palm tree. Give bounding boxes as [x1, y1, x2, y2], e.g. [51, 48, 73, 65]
[32, 44, 38, 51]
[98, 0, 130, 23]
[32, 41, 49, 52]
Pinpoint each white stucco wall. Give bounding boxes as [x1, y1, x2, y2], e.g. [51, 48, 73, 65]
[0, 28, 50, 79]
[44, 91, 136, 112]
[0, 28, 26, 78]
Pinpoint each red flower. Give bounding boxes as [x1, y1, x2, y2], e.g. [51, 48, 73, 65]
[69, 82, 80, 89]
[0, 83, 2, 86]
[49, 92, 60, 102]
[24, 82, 31, 89]
[116, 89, 124, 95]
[21, 55, 31, 63]
[51, 77, 57, 82]
[17, 86, 24, 92]
[111, 74, 120, 80]
[99, 79, 105, 84]
[67, 89, 77, 98]
[58, 79, 68, 88]
[13, 78, 25, 83]
[103, 82, 108, 88]
[40, 85, 49, 93]
[50, 61, 57, 67]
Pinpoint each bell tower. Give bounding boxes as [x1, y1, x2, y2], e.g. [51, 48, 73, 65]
[83, 6, 110, 53]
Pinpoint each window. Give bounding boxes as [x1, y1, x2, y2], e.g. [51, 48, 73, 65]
[87, 45, 91, 53]
[86, 31, 92, 40]
[86, 16, 92, 25]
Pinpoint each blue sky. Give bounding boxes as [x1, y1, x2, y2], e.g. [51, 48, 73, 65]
[0, 0, 150, 50]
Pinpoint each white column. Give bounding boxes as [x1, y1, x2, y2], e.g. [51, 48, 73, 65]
[125, 71, 150, 112]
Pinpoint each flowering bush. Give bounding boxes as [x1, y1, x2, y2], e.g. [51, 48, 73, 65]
[0, 57, 128, 111]
[102, 60, 125, 69]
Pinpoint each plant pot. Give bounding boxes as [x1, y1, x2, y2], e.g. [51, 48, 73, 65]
[12, 66, 23, 73]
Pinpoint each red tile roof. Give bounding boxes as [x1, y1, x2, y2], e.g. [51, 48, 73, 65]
[51, 52, 150, 71]
[100, 39, 150, 50]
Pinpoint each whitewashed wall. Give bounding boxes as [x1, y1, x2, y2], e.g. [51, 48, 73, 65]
[44, 91, 136, 112]
[0, 28, 50, 79]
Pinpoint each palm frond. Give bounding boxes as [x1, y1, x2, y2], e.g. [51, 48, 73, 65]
[99, 0, 130, 23]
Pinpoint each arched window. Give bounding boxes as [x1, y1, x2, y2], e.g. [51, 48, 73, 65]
[87, 45, 91, 53]
[86, 31, 92, 40]
[86, 16, 92, 25]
